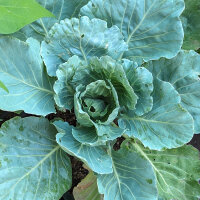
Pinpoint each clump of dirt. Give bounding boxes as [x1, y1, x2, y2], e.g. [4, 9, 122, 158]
[0, 110, 35, 127]
[46, 109, 76, 126]
[0, 111, 17, 126]
[68, 156, 89, 194]
[188, 134, 200, 151]
[0, 109, 77, 127]
[113, 136, 126, 151]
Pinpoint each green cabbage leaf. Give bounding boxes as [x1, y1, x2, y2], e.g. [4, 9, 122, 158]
[54, 120, 113, 174]
[0, 117, 71, 200]
[0, 37, 55, 116]
[148, 50, 200, 133]
[0, 0, 199, 199]
[97, 140, 158, 200]
[41, 17, 127, 76]
[0, 0, 54, 34]
[132, 141, 200, 200]
[81, 0, 184, 63]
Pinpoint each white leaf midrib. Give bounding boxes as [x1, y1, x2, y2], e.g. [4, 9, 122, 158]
[126, 0, 157, 44]
[133, 143, 174, 198]
[0, 69, 54, 94]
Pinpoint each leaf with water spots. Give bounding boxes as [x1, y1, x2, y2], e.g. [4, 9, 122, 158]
[97, 141, 158, 200]
[0, 117, 72, 200]
[132, 142, 200, 200]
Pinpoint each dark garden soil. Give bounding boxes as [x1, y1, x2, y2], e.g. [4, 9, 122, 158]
[0, 110, 200, 199]
[188, 134, 200, 151]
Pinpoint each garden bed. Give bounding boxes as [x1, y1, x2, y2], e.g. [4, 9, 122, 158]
[0, 1, 200, 199]
[1, 109, 199, 200]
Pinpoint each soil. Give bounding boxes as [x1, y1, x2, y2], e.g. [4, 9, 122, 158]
[188, 134, 200, 151]
[46, 109, 77, 126]
[69, 156, 89, 193]
[0, 110, 200, 200]
[113, 137, 126, 151]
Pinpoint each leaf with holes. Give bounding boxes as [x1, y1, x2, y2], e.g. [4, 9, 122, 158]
[0, 0, 199, 199]
[132, 142, 200, 200]
[97, 141, 158, 200]
[0, 37, 55, 116]
[0, 117, 72, 200]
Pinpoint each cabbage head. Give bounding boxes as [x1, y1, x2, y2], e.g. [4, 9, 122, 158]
[0, 0, 200, 200]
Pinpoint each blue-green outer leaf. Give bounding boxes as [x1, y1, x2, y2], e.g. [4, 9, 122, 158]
[81, 0, 184, 63]
[133, 142, 200, 200]
[0, 117, 72, 200]
[0, 37, 55, 116]
[148, 50, 200, 133]
[97, 141, 158, 200]
[41, 16, 128, 76]
[122, 59, 153, 116]
[119, 78, 194, 150]
[54, 121, 113, 174]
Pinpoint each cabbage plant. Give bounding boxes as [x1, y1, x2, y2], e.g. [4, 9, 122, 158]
[0, 0, 200, 199]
